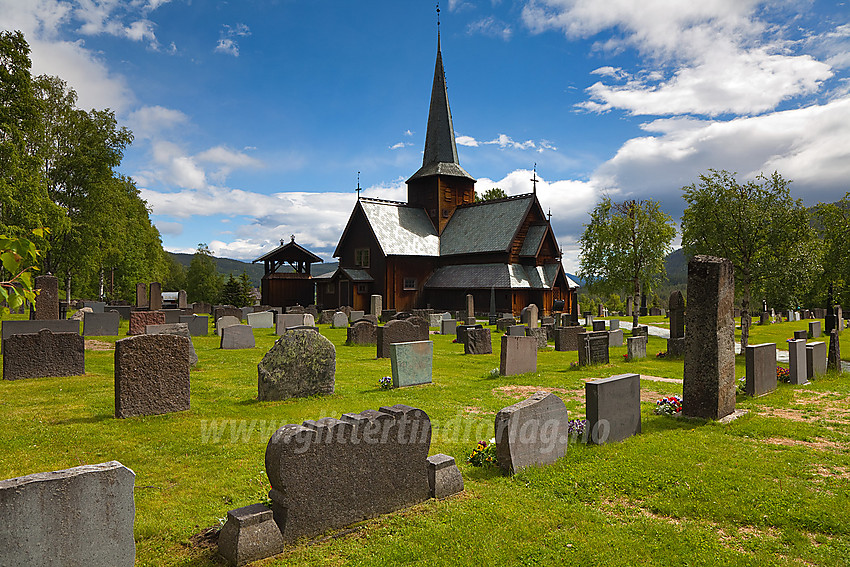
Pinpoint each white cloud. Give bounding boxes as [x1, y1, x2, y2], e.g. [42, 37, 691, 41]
[456, 135, 479, 147]
[389, 142, 411, 150]
[456, 133, 555, 151]
[467, 16, 513, 40]
[215, 38, 239, 57]
[155, 221, 183, 236]
[215, 23, 250, 57]
[126, 105, 189, 139]
[195, 145, 264, 181]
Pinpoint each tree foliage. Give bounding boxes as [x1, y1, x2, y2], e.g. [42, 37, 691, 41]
[187, 244, 222, 304]
[578, 197, 676, 325]
[475, 187, 507, 201]
[680, 170, 815, 348]
[219, 272, 254, 307]
[0, 229, 43, 313]
[813, 192, 850, 308]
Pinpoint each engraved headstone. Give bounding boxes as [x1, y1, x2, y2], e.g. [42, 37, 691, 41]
[216, 315, 241, 337]
[668, 290, 685, 339]
[464, 328, 492, 355]
[554, 326, 583, 352]
[499, 335, 537, 376]
[579, 331, 610, 365]
[258, 329, 335, 401]
[586, 373, 641, 444]
[346, 320, 378, 345]
[332, 312, 348, 328]
[377, 319, 421, 359]
[247, 311, 274, 329]
[148, 282, 162, 311]
[370, 295, 382, 318]
[115, 334, 191, 417]
[827, 329, 841, 371]
[440, 319, 457, 335]
[608, 328, 624, 347]
[179, 314, 209, 336]
[3, 330, 84, 380]
[808, 320, 821, 338]
[494, 392, 568, 474]
[145, 322, 198, 366]
[427, 454, 464, 499]
[525, 326, 548, 350]
[136, 282, 148, 309]
[788, 338, 808, 385]
[626, 335, 647, 362]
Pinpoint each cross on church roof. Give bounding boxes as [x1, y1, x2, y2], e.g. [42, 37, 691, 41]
[356, 171, 361, 199]
[531, 163, 539, 194]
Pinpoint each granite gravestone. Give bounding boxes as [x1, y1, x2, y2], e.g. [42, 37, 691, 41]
[808, 320, 821, 338]
[83, 311, 120, 336]
[406, 316, 430, 341]
[578, 331, 610, 366]
[3, 330, 84, 381]
[586, 373, 641, 444]
[827, 329, 841, 371]
[177, 289, 188, 309]
[466, 294, 474, 321]
[135, 282, 148, 309]
[217, 504, 284, 567]
[456, 324, 483, 345]
[526, 327, 548, 350]
[128, 310, 165, 335]
[33, 274, 59, 320]
[494, 392, 568, 474]
[554, 326, 583, 352]
[440, 319, 457, 335]
[257, 329, 335, 401]
[1, 319, 80, 351]
[114, 333, 191, 418]
[592, 320, 606, 332]
[377, 319, 421, 359]
[246, 311, 274, 329]
[331, 312, 348, 328]
[787, 338, 808, 385]
[0, 461, 135, 567]
[608, 319, 620, 331]
[793, 330, 808, 340]
[221, 324, 256, 350]
[744, 343, 777, 397]
[464, 328, 492, 355]
[349, 310, 365, 323]
[390, 341, 433, 388]
[426, 454, 464, 499]
[499, 335, 537, 376]
[608, 328, 624, 347]
[161, 309, 181, 324]
[106, 305, 132, 320]
[263, 405, 431, 542]
[507, 325, 527, 337]
[806, 341, 827, 380]
[216, 315, 241, 337]
[148, 282, 162, 311]
[626, 335, 647, 362]
[371, 295, 382, 318]
[214, 306, 243, 323]
[319, 310, 335, 325]
[346, 320, 378, 345]
[683, 255, 736, 420]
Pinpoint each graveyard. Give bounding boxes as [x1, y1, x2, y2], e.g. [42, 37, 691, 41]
[1, 307, 849, 566]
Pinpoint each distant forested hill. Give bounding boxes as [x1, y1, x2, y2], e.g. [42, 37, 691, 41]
[168, 252, 336, 288]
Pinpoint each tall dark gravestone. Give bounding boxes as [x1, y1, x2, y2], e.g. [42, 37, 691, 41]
[33, 275, 59, 320]
[135, 283, 148, 309]
[668, 290, 685, 338]
[148, 282, 162, 311]
[683, 255, 736, 420]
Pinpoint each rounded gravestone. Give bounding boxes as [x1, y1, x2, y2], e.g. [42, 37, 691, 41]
[258, 329, 335, 401]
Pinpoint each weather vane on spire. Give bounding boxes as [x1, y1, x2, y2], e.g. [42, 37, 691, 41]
[437, 3, 440, 28]
[356, 171, 361, 199]
[531, 163, 539, 194]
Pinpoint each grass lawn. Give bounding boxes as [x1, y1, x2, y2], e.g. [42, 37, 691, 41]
[1, 314, 849, 566]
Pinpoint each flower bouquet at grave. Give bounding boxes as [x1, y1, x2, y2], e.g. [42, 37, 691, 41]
[656, 351, 668, 358]
[379, 376, 393, 390]
[467, 439, 498, 467]
[654, 395, 682, 415]
[568, 419, 587, 441]
[776, 366, 791, 383]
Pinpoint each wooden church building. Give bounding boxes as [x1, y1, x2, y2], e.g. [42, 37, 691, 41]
[319, 36, 578, 317]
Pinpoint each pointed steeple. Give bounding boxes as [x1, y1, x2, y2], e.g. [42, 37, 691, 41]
[407, 35, 474, 182]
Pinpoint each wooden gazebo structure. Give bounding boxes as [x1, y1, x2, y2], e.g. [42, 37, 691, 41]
[253, 237, 323, 308]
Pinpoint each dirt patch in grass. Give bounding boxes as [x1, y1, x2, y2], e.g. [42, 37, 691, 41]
[463, 406, 483, 415]
[85, 339, 114, 351]
[761, 437, 845, 451]
[493, 385, 573, 399]
[756, 391, 850, 425]
[640, 375, 683, 383]
[187, 525, 220, 550]
[810, 464, 850, 479]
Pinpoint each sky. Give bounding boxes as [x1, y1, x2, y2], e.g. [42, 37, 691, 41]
[2, 0, 849, 272]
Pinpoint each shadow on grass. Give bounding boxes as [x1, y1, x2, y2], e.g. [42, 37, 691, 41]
[53, 413, 113, 425]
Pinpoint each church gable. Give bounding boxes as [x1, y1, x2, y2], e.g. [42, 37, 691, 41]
[439, 195, 534, 257]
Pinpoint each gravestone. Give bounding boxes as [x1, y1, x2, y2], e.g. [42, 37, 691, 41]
[520, 305, 539, 328]
[649, 307, 663, 316]
[193, 301, 212, 314]
[1, 319, 80, 356]
[507, 325, 527, 337]
[0, 461, 135, 567]
[377, 319, 421, 359]
[579, 331, 610, 365]
[319, 309, 335, 325]
[598, 304, 604, 317]
[370, 295, 382, 318]
[162, 309, 181, 324]
[586, 373, 641, 444]
[246, 311, 274, 329]
[456, 324, 483, 345]
[669, 290, 685, 339]
[3, 330, 84, 380]
[128, 310, 166, 335]
[494, 392, 568, 474]
[554, 326, 583, 352]
[217, 503, 284, 567]
[626, 296, 633, 316]
[390, 341, 433, 387]
[149, 282, 162, 311]
[135, 282, 148, 309]
[33, 274, 59, 320]
[258, 329, 335, 401]
[683, 255, 736, 420]
[380, 309, 397, 323]
[177, 289, 188, 309]
[407, 316, 430, 340]
[793, 330, 807, 340]
[466, 294, 475, 320]
[584, 314, 594, 327]
[427, 454, 464, 499]
[221, 324, 255, 349]
[667, 337, 685, 357]
[827, 329, 841, 371]
[496, 317, 514, 332]
[626, 335, 647, 362]
[83, 300, 106, 313]
[542, 322, 555, 342]
[179, 314, 209, 336]
[286, 305, 305, 314]
[275, 313, 315, 334]
[499, 335, 537, 376]
[263, 404, 430, 542]
[428, 314, 443, 327]
[608, 328, 624, 347]
[332, 312, 348, 328]
[788, 339, 808, 385]
[106, 305, 132, 320]
[608, 319, 620, 331]
[346, 320, 378, 345]
[214, 306, 243, 323]
[464, 328, 492, 355]
[83, 311, 120, 336]
[526, 327, 548, 350]
[631, 325, 648, 338]
[349, 310, 365, 323]
[216, 315, 241, 337]
[440, 319, 457, 335]
[115, 334, 191, 418]
[70, 306, 92, 321]
[809, 320, 821, 338]
[759, 312, 770, 325]
[806, 341, 827, 379]
[745, 343, 777, 397]
[592, 320, 606, 331]
[640, 294, 648, 316]
[145, 322, 198, 366]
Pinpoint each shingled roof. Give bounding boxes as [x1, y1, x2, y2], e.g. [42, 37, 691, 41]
[424, 262, 575, 289]
[439, 195, 534, 256]
[338, 199, 439, 257]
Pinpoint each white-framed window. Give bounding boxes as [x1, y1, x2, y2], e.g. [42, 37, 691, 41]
[403, 277, 417, 291]
[355, 248, 370, 268]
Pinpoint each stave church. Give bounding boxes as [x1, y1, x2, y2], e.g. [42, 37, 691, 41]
[318, 35, 578, 317]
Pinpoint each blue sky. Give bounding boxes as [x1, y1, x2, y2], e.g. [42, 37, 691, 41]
[2, 0, 849, 271]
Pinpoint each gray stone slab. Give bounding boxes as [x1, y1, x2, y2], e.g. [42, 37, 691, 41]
[440, 318, 457, 335]
[33, 274, 59, 320]
[179, 314, 209, 336]
[427, 454, 463, 499]
[499, 335, 537, 376]
[276, 313, 315, 334]
[507, 324, 527, 337]
[464, 328, 492, 354]
[669, 291, 685, 339]
[258, 329, 335, 401]
[526, 326, 548, 350]
[428, 314, 443, 327]
[83, 300, 106, 313]
[586, 373, 641, 444]
[346, 320, 378, 345]
[554, 326, 582, 352]
[808, 320, 821, 338]
[83, 311, 120, 336]
[667, 337, 685, 357]
[608, 328, 624, 347]
[683, 255, 736, 420]
[162, 309, 181, 324]
[806, 341, 827, 379]
[370, 295, 382, 318]
[3, 330, 85, 380]
[247, 311, 274, 329]
[214, 306, 243, 323]
[579, 331, 610, 365]
[745, 342, 777, 397]
[592, 320, 606, 331]
[136, 282, 148, 309]
[332, 312, 348, 328]
[390, 341, 433, 388]
[218, 503, 285, 567]
[377, 319, 422, 359]
[146, 322, 198, 366]
[494, 392, 568, 474]
[221, 324, 256, 350]
[106, 305, 132, 320]
[349, 310, 365, 323]
[217, 315, 242, 337]
[793, 329, 808, 340]
[456, 324, 483, 345]
[264, 404, 430, 542]
[788, 338, 808, 385]
[1, 319, 80, 343]
[0, 461, 135, 567]
[115, 334, 191, 418]
[149, 282, 162, 311]
[407, 316, 430, 341]
[608, 319, 620, 331]
[626, 335, 647, 362]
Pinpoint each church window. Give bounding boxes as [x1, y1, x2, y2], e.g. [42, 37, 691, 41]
[403, 277, 417, 290]
[354, 248, 370, 268]
[443, 187, 451, 202]
[326, 283, 335, 294]
[357, 283, 368, 294]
